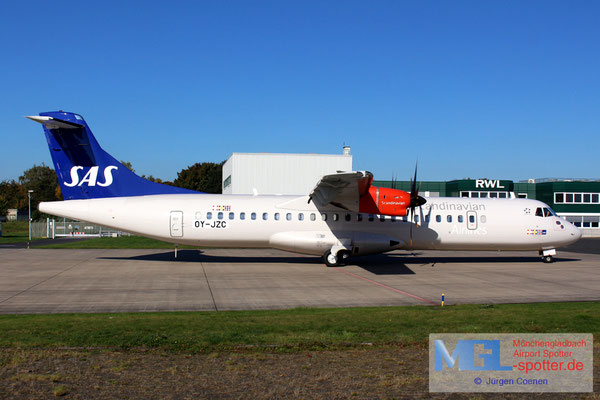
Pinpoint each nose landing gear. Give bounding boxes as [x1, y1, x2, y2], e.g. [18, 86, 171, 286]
[540, 249, 556, 263]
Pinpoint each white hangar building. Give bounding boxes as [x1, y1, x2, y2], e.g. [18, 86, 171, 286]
[222, 147, 353, 195]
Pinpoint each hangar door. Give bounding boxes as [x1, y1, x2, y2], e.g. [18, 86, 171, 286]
[170, 211, 184, 237]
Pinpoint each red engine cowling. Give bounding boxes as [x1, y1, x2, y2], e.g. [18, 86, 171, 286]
[359, 186, 411, 216]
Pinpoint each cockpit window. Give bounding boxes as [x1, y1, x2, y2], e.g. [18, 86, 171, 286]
[536, 207, 557, 217]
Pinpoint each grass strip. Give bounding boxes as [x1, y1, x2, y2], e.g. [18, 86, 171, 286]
[0, 302, 598, 353]
[38, 236, 200, 249]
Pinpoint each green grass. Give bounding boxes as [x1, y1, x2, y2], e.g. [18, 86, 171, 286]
[39, 235, 201, 249]
[0, 302, 597, 353]
[0, 221, 42, 244]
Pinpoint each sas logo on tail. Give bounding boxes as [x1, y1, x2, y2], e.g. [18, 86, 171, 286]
[64, 166, 118, 187]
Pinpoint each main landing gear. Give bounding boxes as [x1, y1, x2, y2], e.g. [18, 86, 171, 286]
[323, 250, 351, 267]
[540, 249, 556, 263]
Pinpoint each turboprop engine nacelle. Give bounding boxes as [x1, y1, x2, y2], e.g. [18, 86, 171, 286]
[359, 186, 411, 217]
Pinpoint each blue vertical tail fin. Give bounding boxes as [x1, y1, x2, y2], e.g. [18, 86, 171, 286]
[28, 111, 198, 199]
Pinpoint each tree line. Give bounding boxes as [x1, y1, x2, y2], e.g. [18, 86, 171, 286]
[1, 161, 223, 220]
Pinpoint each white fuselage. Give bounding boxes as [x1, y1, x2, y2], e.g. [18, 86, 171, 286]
[39, 194, 582, 257]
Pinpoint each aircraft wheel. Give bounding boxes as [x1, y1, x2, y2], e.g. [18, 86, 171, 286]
[323, 251, 340, 267]
[542, 255, 554, 263]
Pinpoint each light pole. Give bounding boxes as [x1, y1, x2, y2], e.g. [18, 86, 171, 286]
[28, 190, 34, 243]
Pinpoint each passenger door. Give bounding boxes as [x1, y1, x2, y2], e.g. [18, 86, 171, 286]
[170, 211, 184, 237]
[466, 211, 477, 230]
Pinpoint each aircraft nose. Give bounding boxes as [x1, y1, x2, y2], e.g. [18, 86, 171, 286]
[572, 225, 582, 241]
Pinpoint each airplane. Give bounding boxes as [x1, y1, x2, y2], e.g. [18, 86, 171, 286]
[27, 111, 581, 266]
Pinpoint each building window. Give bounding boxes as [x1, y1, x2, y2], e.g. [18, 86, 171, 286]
[517, 193, 528, 198]
[555, 192, 600, 204]
[223, 175, 232, 189]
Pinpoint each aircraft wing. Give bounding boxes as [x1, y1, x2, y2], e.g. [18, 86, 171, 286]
[309, 171, 373, 211]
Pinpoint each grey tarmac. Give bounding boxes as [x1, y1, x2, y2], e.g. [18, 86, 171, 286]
[0, 247, 598, 314]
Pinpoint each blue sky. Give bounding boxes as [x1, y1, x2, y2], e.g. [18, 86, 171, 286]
[1, 1, 598, 182]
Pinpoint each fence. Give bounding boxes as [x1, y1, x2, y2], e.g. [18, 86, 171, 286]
[30, 219, 131, 239]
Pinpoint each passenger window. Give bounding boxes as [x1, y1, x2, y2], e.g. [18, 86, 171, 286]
[262, 212, 268, 220]
[274, 213, 280, 221]
[195, 212, 202, 220]
[380, 215, 385, 222]
[251, 212, 256, 220]
[207, 212, 212, 220]
[447, 215, 452, 223]
[218, 212, 223, 220]
[481, 215, 487, 223]
[286, 213, 292, 221]
[357, 214, 363, 222]
[425, 215, 430, 223]
[469, 215, 475, 223]
[321, 213, 327, 221]
[368, 214, 375, 222]
[458, 215, 463, 223]
[402, 216, 408, 222]
[535, 208, 543, 217]
[298, 213, 304, 221]
[345, 213, 351, 222]
[391, 216, 396, 222]
[240, 212, 245, 220]
[310, 213, 316, 221]
[436, 215, 441, 223]
[229, 212, 234, 220]
[333, 213, 339, 221]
